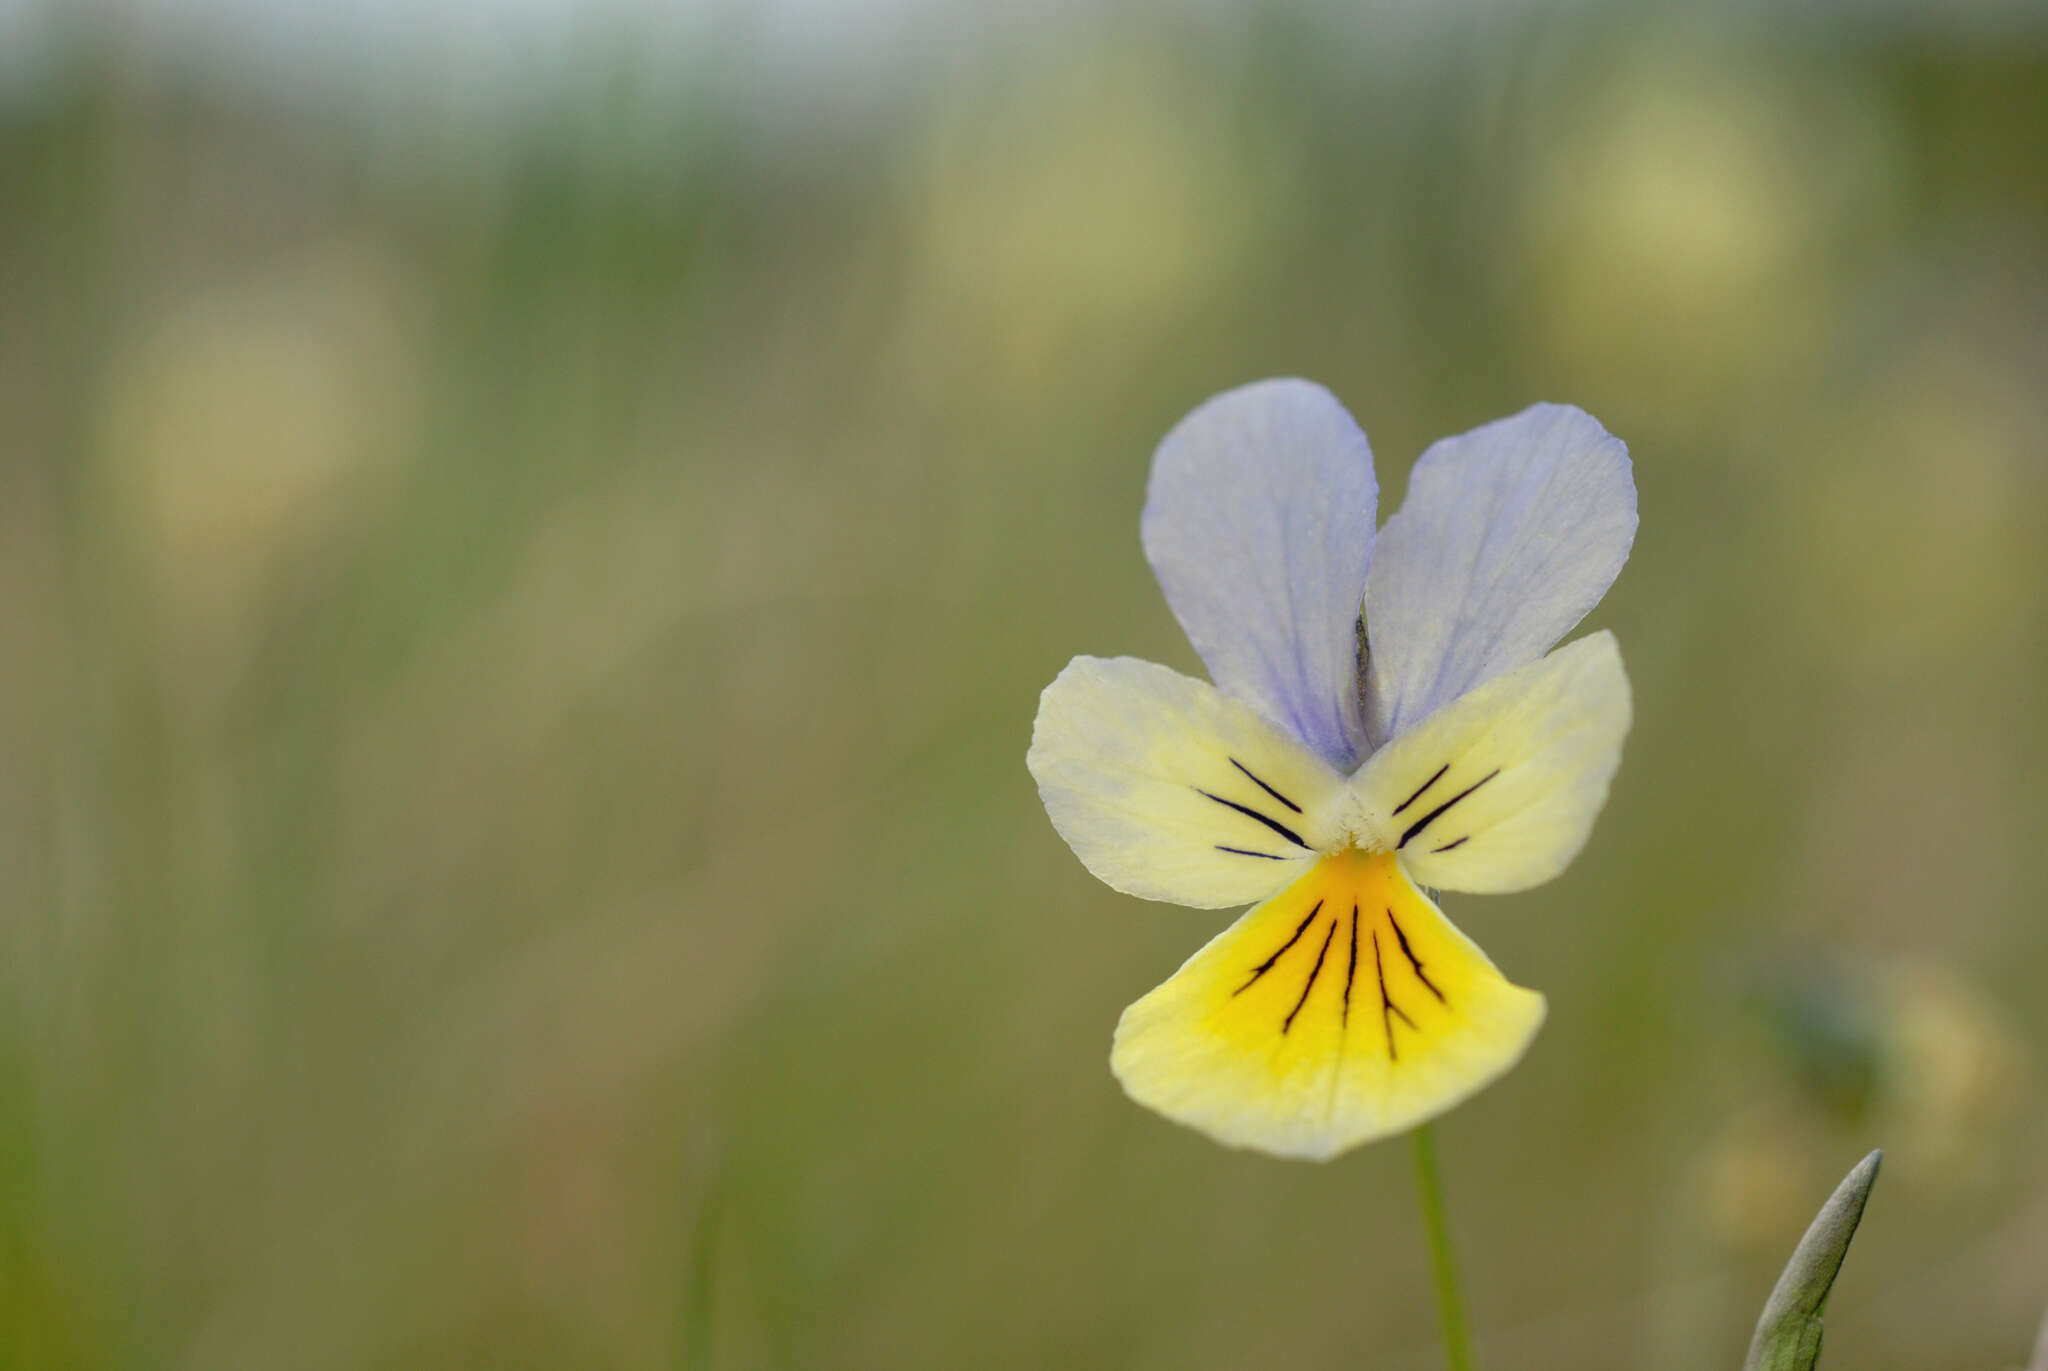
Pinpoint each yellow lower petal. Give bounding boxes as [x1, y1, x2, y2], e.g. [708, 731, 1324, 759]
[1110, 848, 1545, 1160]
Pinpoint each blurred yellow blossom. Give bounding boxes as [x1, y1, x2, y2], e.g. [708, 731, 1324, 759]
[95, 241, 417, 698]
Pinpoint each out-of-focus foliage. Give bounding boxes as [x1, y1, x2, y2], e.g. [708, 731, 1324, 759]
[1, 5, 2045, 1369]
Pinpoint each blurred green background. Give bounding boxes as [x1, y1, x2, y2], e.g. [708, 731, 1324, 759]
[2, 2, 2045, 1367]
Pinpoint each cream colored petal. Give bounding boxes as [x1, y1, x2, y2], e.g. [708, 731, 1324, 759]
[1027, 656, 1354, 909]
[1352, 632, 1631, 895]
[1111, 850, 1545, 1160]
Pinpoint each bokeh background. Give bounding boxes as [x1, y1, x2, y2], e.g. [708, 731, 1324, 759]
[3, 0, 2046, 1367]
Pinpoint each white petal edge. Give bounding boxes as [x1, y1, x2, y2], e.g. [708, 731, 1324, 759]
[1352, 632, 1631, 895]
[1362, 403, 1635, 746]
[1143, 379, 1378, 769]
[1027, 656, 1356, 909]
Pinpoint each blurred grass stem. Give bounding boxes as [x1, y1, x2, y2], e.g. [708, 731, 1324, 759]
[1411, 1124, 1477, 1371]
[681, 1186, 719, 1371]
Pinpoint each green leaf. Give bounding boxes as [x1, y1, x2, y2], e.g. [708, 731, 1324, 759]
[1742, 1150, 1882, 1371]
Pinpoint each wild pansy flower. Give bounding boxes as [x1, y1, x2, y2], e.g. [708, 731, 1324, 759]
[1028, 380, 1636, 1160]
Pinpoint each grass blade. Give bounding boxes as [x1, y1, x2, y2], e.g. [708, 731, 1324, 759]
[1742, 1150, 1882, 1371]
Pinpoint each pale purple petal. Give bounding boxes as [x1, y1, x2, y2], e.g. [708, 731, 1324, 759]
[1142, 379, 1378, 769]
[1362, 404, 1636, 746]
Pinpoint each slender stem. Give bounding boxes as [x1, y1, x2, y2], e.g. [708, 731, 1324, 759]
[1411, 1123, 1477, 1371]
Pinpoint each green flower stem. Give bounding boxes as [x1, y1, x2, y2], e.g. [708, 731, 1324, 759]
[1411, 1123, 1477, 1371]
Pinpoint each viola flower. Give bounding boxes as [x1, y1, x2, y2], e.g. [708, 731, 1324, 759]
[1028, 380, 1636, 1160]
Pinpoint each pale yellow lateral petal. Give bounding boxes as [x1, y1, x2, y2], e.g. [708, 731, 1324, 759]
[1028, 656, 1356, 909]
[1111, 850, 1545, 1160]
[1351, 632, 1631, 895]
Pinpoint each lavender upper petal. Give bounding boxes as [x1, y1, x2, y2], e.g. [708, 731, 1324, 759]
[1142, 379, 1378, 769]
[1361, 404, 1636, 746]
